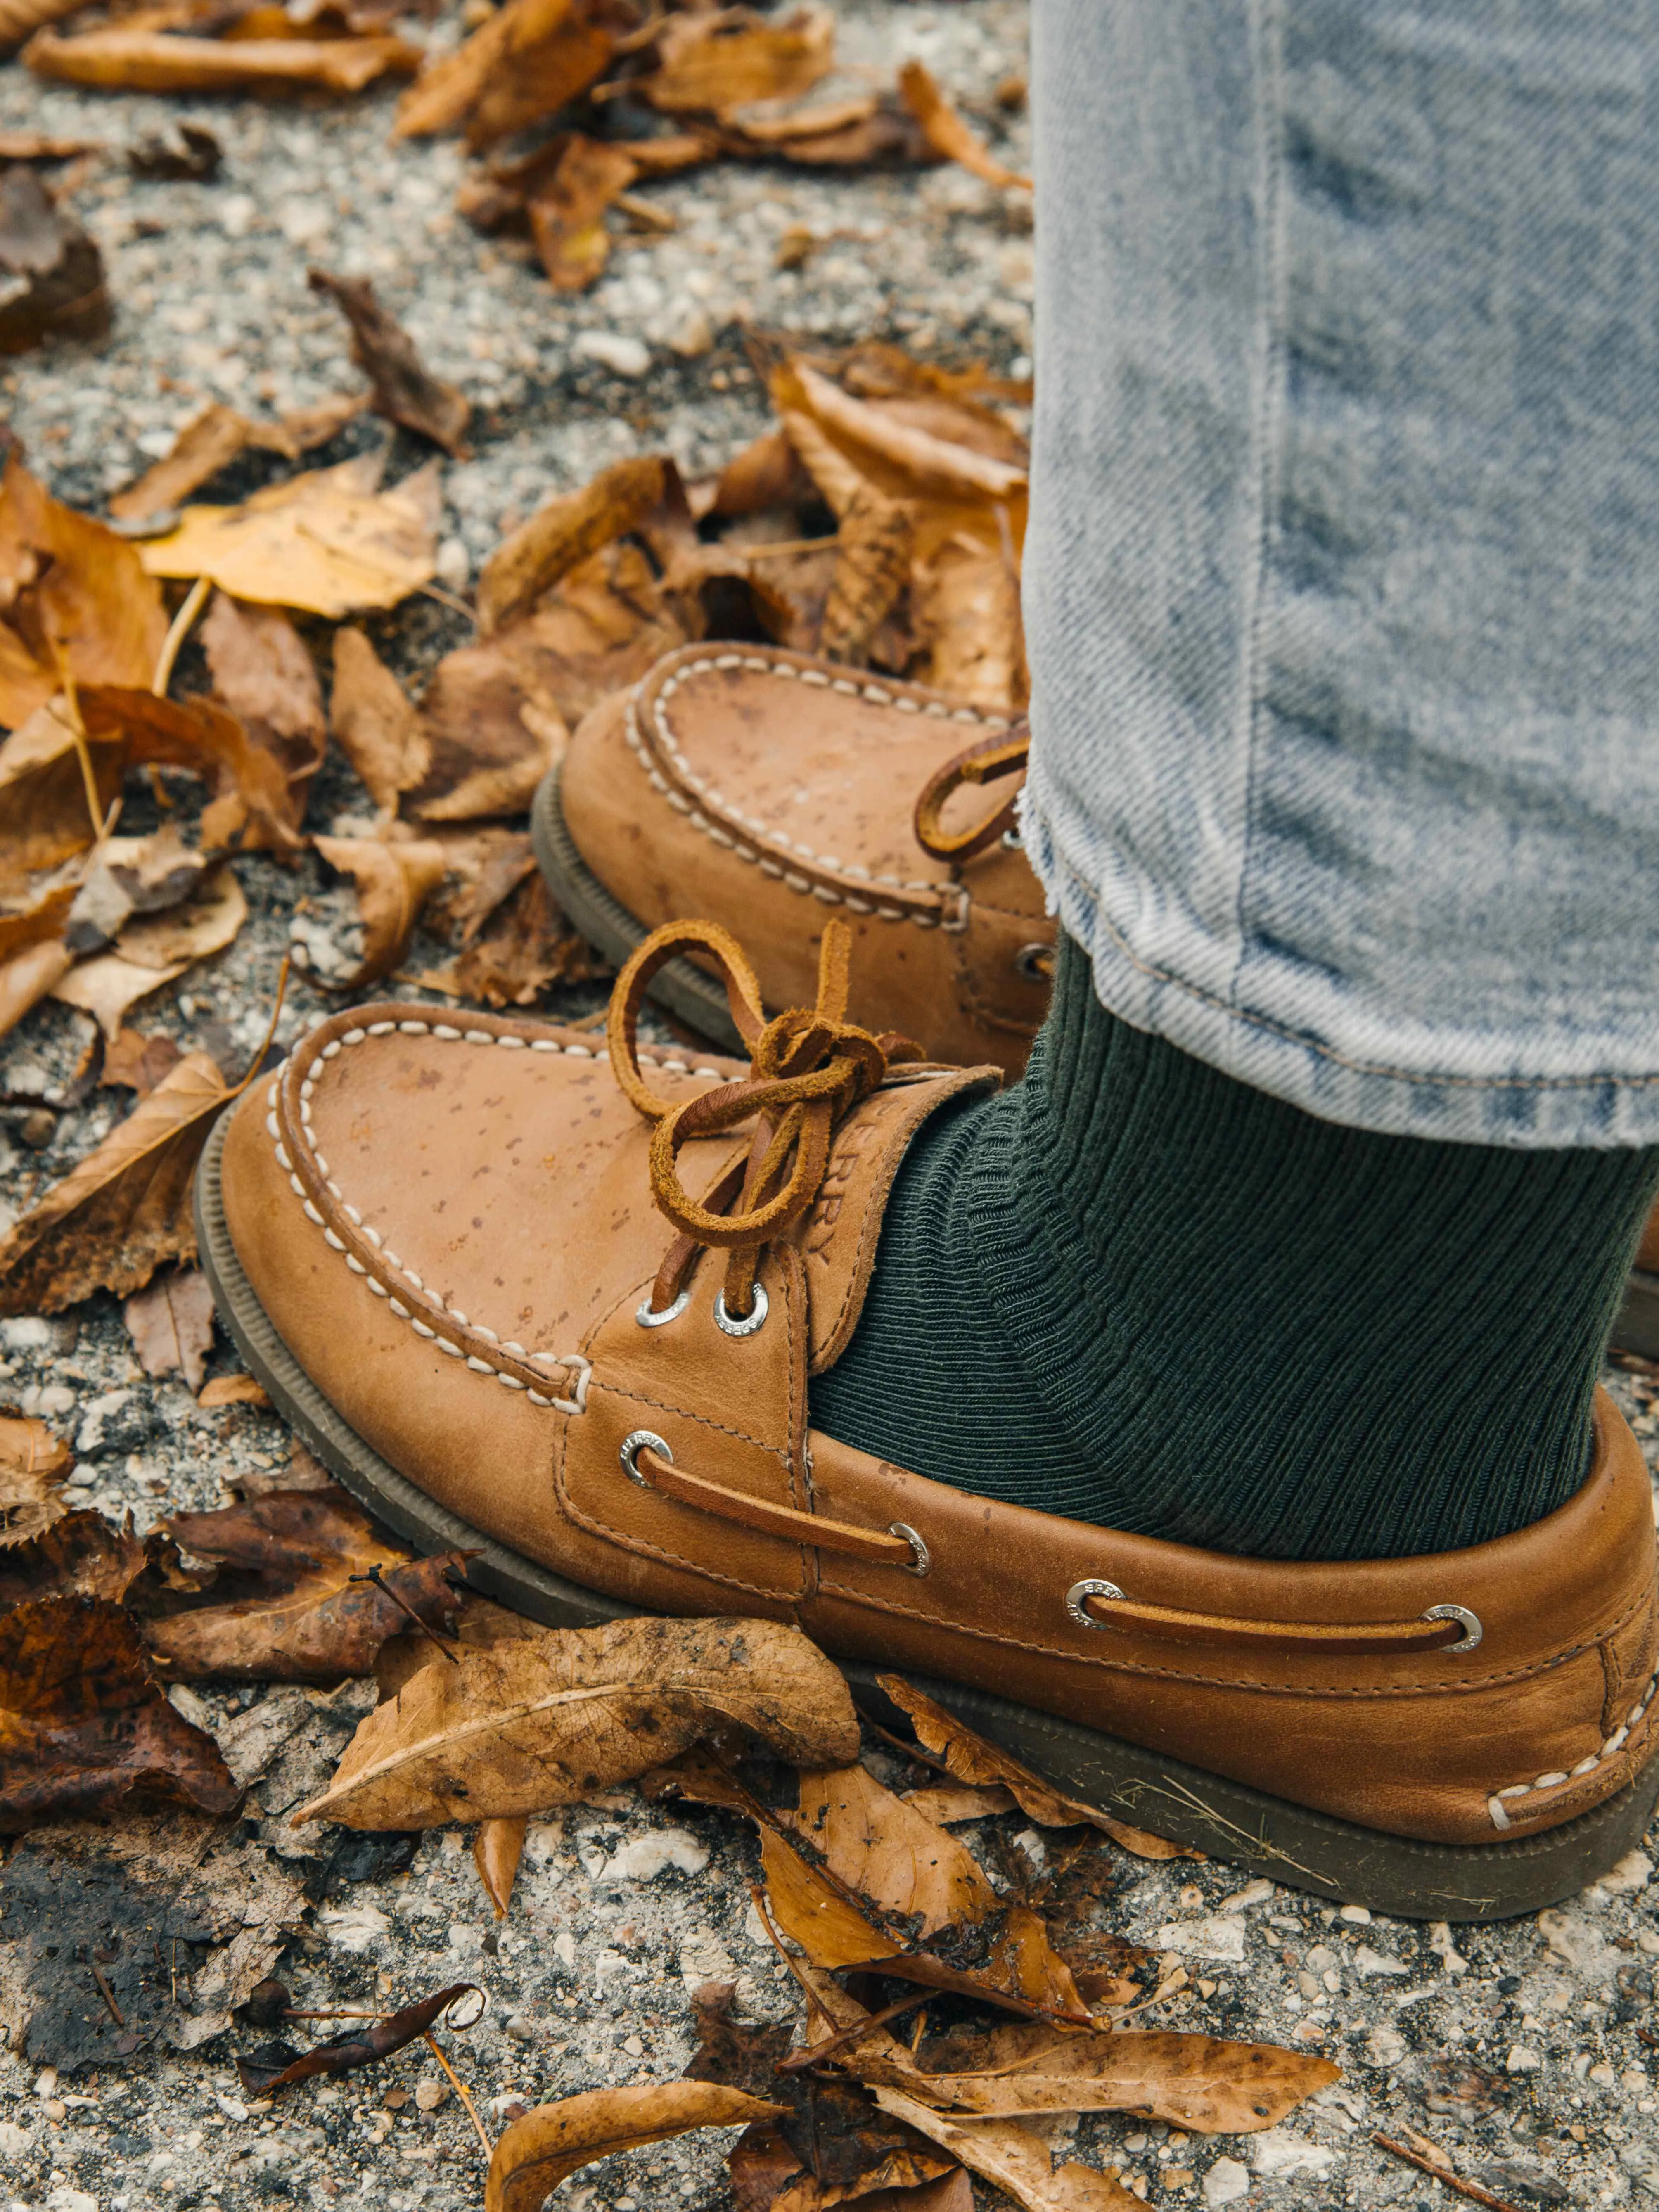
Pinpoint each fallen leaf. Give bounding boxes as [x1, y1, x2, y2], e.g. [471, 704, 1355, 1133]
[329, 626, 428, 813]
[393, 0, 626, 147]
[820, 487, 912, 662]
[237, 1980, 477, 2093]
[527, 134, 639, 292]
[196, 1373, 270, 1410]
[54, 867, 248, 1038]
[864, 2091, 1140, 2212]
[489, 2083, 784, 2212]
[479, 453, 674, 636]
[50, 948, 188, 1038]
[781, 359, 1027, 513]
[910, 536, 1026, 713]
[902, 1785, 1017, 1826]
[709, 429, 818, 521]
[684, 1980, 795, 2097]
[140, 452, 441, 620]
[0, 1509, 147, 1608]
[128, 121, 222, 181]
[64, 823, 206, 954]
[879, 1680, 1187, 1861]
[201, 591, 325, 843]
[0, 1048, 228, 1314]
[26, 12, 422, 96]
[109, 394, 365, 524]
[102, 1027, 185, 1096]
[312, 832, 448, 989]
[403, 659, 567, 823]
[0, 937, 73, 1045]
[308, 267, 472, 457]
[849, 2029, 1339, 2134]
[295, 1614, 861, 1830]
[0, 163, 107, 356]
[0, 1594, 239, 1832]
[0, 452, 168, 729]
[896, 62, 1030, 191]
[474, 1813, 528, 1918]
[640, 6, 834, 118]
[423, 870, 600, 1007]
[123, 1262, 216, 1392]
[139, 1486, 466, 1682]
[0, 1411, 71, 1544]
[78, 685, 306, 854]
[793, 1764, 997, 1936]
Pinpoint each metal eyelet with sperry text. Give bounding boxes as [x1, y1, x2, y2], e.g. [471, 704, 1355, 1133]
[620, 1430, 671, 1486]
[1422, 1603, 1483, 1653]
[889, 1522, 930, 1576]
[636, 1289, 691, 1329]
[714, 1284, 769, 1337]
[1065, 1578, 1126, 1629]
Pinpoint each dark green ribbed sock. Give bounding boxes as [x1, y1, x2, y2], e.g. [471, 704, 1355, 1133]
[811, 936, 1659, 1560]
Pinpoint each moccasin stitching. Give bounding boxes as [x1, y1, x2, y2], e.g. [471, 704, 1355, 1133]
[1485, 1663, 1659, 1828]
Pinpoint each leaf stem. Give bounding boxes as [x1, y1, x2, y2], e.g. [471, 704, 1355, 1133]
[424, 2029, 492, 2158]
[152, 573, 211, 697]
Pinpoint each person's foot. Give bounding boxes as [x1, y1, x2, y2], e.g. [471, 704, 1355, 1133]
[200, 918, 1659, 1915]
[534, 643, 1052, 1078]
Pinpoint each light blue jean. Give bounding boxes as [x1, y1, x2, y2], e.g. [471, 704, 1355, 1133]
[1023, 0, 1659, 1148]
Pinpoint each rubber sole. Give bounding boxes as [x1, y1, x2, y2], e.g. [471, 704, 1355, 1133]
[196, 1110, 1659, 1923]
[531, 759, 743, 1054]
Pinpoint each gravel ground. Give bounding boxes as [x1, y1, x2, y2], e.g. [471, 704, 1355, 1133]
[4, 9, 1659, 2211]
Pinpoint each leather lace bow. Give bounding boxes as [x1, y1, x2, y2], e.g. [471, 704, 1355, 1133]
[609, 918, 918, 1320]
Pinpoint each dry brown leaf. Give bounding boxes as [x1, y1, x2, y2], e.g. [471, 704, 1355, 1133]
[784, 360, 1027, 508]
[903, 1784, 1018, 1825]
[860, 2030, 1339, 2134]
[0, 5, 80, 59]
[64, 823, 206, 952]
[294, 1614, 861, 1830]
[238, 1978, 480, 2095]
[50, 948, 187, 1037]
[0, 937, 73, 1045]
[708, 429, 818, 521]
[312, 832, 448, 989]
[0, 452, 168, 729]
[896, 62, 1030, 192]
[138, 1487, 466, 1681]
[488, 2083, 784, 2212]
[640, 5, 834, 118]
[479, 453, 674, 636]
[0, 1411, 71, 1545]
[109, 395, 365, 524]
[528, 135, 639, 292]
[196, 1372, 270, 1409]
[393, 0, 624, 146]
[430, 872, 601, 1006]
[721, 100, 931, 172]
[0, 130, 96, 159]
[0, 161, 108, 356]
[0, 1594, 239, 1833]
[0, 1048, 228, 1314]
[201, 591, 325, 843]
[404, 655, 567, 823]
[879, 1680, 1188, 1863]
[25, 12, 421, 95]
[0, 1509, 147, 1609]
[54, 867, 248, 1037]
[329, 626, 428, 813]
[123, 1261, 216, 1392]
[103, 1027, 186, 1095]
[140, 452, 440, 619]
[128, 120, 222, 181]
[308, 268, 472, 457]
[864, 2091, 1139, 2212]
[910, 536, 1026, 714]
[474, 1813, 528, 1918]
[820, 488, 912, 662]
[793, 1764, 996, 1936]
[0, 702, 123, 889]
[0, 877, 76, 964]
[78, 685, 307, 854]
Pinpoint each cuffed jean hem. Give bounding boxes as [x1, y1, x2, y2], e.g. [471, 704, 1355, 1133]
[1022, 783, 1659, 1153]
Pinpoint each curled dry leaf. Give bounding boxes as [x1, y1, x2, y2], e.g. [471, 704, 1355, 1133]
[0, 937, 73, 1047]
[295, 1614, 861, 1830]
[140, 1486, 466, 1681]
[793, 1764, 996, 1936]
[863, 2090, 1140, 2212]
[103, 1027, 185, 1095]
[196, 1372, 270, 1410]
[78, 684, 306, 854]
[64, 823, 206, 954]
[0, 1508, 146, 1608]
[0, 1048, 228, 1315]
[910, 536, 1026, 714]
[422, 870, 601, 1008]
[0, 1594, 239, 1833]
[820, 488, 912, 663]
[128, 120, 222, 182]
[0, 1411, 71, 1545]
[393, 0, 626, 147]
[528, 135, 639, 292]
[109, 394, 365, 524]
[0, 162, 108, 356]
[329, 626, 428, 814]
[123, 1261, 216, 1392]
[877, 1679, 1188, 1862]
[488, 2083, 784, 2212]
[902, 1784, 1018, 1826]
[474, 1813, 528, 1919]
[25, 9, 422, 96]
[140, 453, 441, 620]
[201, 591, 325, 845]
[896, 62, 1031, 192]
[402, 665, 566, 823]
[308, 268, 472, 458]
[238, 1980, 479, 2094]
[480, 453, 678, 636]
[53, 866, 249, 1038]
[0, 0, 81, 58]
[312, 832, 449, 990]
[684, 1980, 795, 2098]
[640, 5, 835, 118]
[0, 451, 168, 729]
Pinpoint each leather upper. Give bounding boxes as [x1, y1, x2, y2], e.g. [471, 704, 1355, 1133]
[221, 999, 1659, 1850]
[558, 646, 1053, 1076]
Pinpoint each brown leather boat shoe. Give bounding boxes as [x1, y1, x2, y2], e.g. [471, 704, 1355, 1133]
[532, 644, 1052, 1078]
[197, 920, 1659, 1923]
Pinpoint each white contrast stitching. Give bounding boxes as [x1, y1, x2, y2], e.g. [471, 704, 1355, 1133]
[1485, 1665, 1658, 1828]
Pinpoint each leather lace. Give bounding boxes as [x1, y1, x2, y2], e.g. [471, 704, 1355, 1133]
[609, 917, 919, 1320]
[913, 721, 1030, 862]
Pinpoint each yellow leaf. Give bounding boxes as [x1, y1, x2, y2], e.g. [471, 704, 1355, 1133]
[897, 61, 1031, 192]
[488, 2084, 783, 2212]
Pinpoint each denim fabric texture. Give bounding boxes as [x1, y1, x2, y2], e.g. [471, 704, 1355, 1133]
[1022, 0, 1659, 1147]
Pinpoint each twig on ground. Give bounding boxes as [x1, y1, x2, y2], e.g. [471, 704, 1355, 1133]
[424, 2029, 491, 2156]
[1372, 2133, 1527, 2212]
